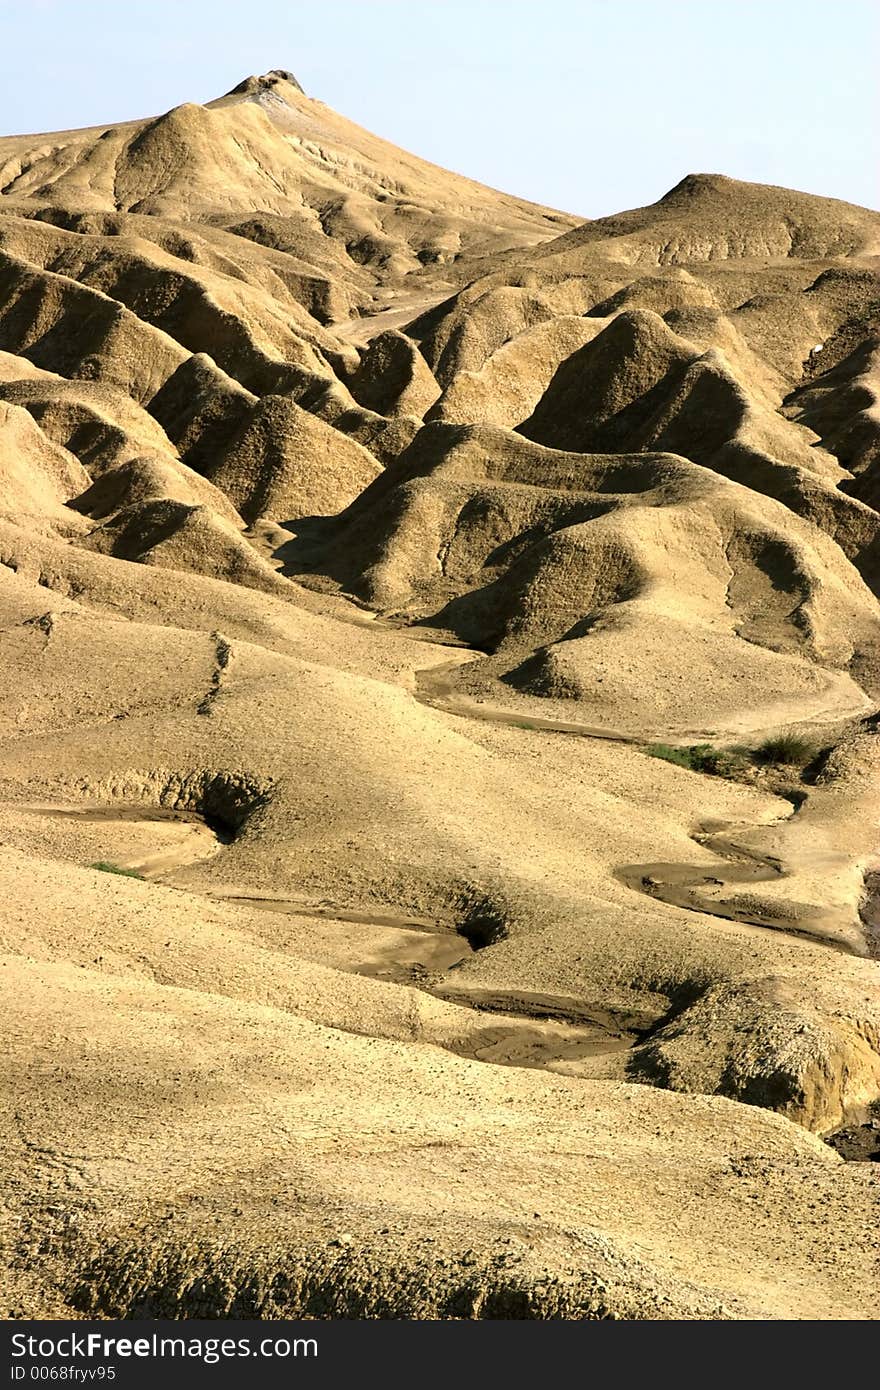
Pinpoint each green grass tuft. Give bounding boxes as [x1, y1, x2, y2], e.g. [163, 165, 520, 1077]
[645, 742, 749, 777]
[645, 742, 700, 769]
[89, 861, 145, 879]
[646, 730, 823, 784]
[751, 732, 816, 766]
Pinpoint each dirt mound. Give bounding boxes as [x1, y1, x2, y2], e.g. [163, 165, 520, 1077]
[0, 373, 179, 473]
[520, 309, 696, 451]
[208, 394, 382, 522]
[79, 499, 285, 592]
[69, 454, 243, 524]
[428, 315, 602, 427]
[784, 330, 880, 488]
[0, 251, 187, 399]
[348, 329, 440, 418]
[515, 311, 880, 584]
[542, 173, 880, 265]
[0, 71, 573, 292]
[0, 213, 343, 391]
[292, 422, 880, 733]
[0, 400, 89, 527]
[148, 353, 257, 470]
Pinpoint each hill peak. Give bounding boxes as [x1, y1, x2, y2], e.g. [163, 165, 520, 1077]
[227, 69, 305, 99]
[659, 173, 736, 203]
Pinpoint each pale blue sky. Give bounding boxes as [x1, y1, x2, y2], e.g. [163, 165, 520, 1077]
[1, 0, 876, 217]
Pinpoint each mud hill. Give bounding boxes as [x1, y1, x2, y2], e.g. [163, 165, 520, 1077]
[0, 73, 879, 1322]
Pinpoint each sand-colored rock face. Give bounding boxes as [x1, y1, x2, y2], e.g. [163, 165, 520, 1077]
[0, 73, 878, 1322]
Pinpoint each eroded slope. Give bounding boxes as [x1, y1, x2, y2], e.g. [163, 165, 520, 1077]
[0, 74, 878, 1320]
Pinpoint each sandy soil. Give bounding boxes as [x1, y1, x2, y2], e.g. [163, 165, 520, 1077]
[0, 69, 878, 1320]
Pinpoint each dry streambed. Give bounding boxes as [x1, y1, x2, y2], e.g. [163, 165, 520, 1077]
[616, 834, 868, 957]
[22, 802, 635, 1074]
[417, 653, 877, 959]
[15, 644, 879, 1155]
[187, 893, 639, 1073]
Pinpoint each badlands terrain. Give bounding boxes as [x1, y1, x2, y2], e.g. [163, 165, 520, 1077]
[0, 70, 879, 1320]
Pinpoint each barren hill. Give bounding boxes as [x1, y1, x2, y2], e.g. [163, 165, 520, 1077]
[1, 72, 879, 1322]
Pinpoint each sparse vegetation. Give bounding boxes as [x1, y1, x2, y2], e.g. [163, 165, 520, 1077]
[752, 732, 817, 766]
[645, 742, 749, 778]
[89, 861, 145, 879]
[646, 731, 823, 784]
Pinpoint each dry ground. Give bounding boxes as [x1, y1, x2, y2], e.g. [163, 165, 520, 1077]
[0, 70, 878, 1320]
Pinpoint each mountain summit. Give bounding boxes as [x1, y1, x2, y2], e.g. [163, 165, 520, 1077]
[228, 67, 306, 96]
